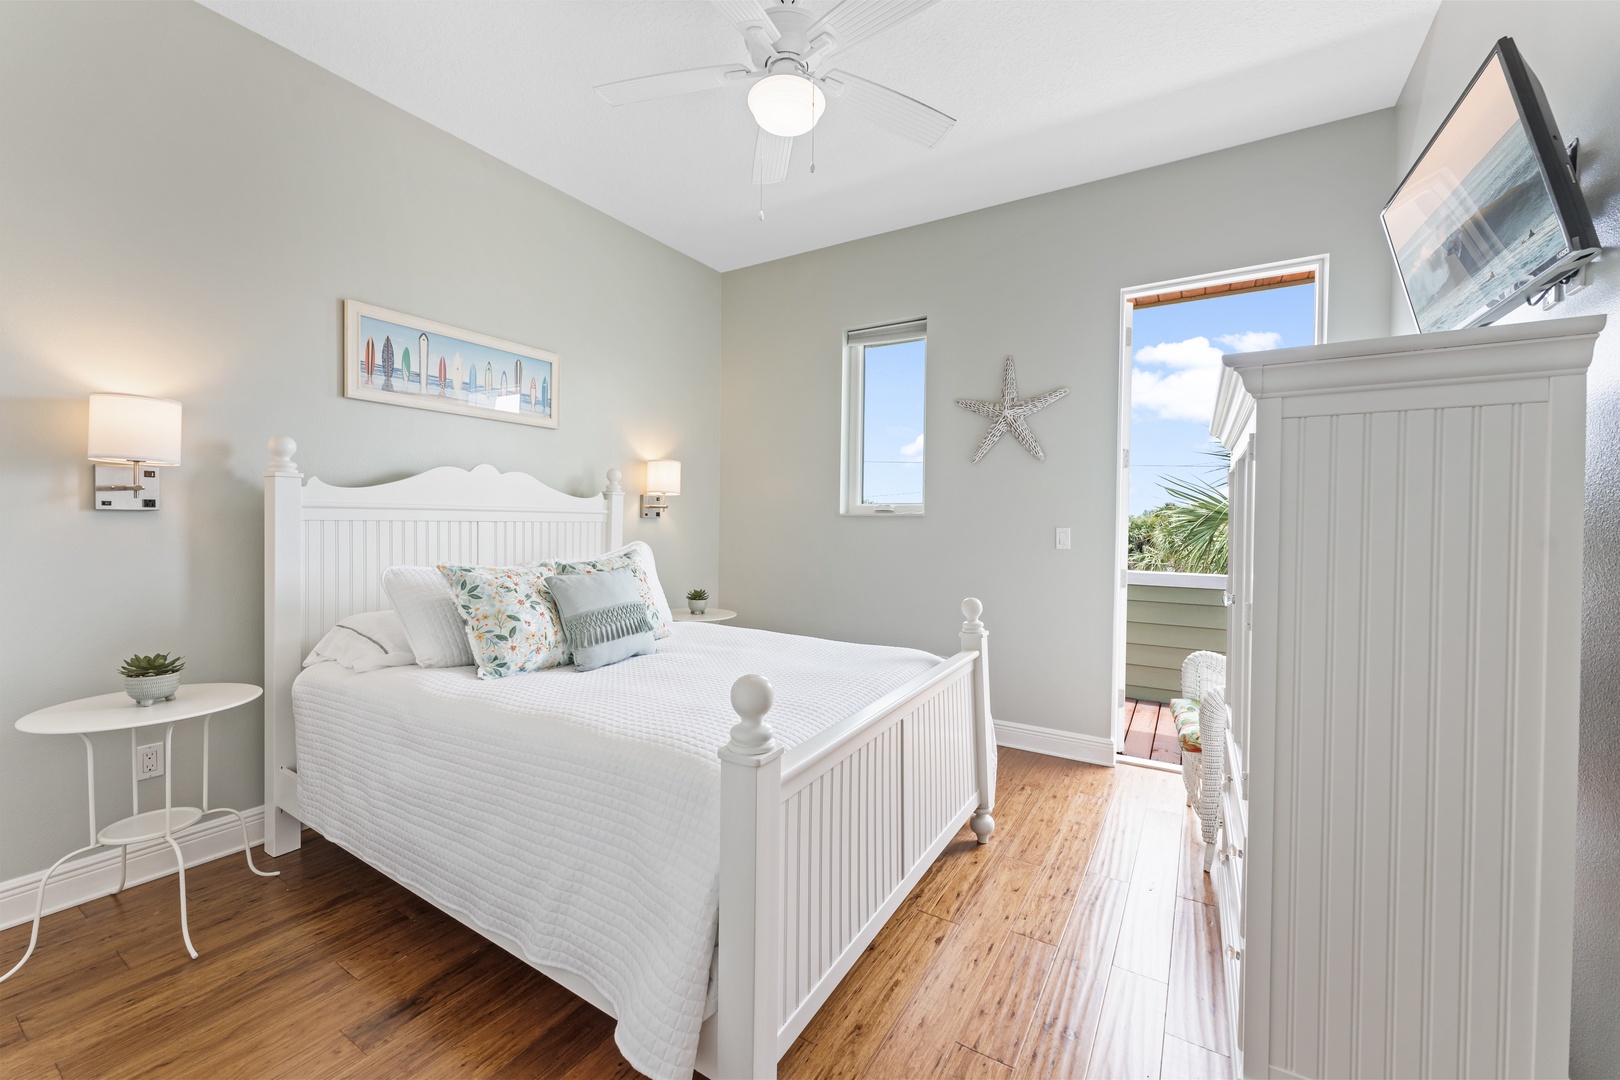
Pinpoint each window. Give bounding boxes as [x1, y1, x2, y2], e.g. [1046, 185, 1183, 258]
[842, 320, 926, 515]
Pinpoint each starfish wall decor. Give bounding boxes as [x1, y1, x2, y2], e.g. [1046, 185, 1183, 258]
[955, 356, 1070, 463]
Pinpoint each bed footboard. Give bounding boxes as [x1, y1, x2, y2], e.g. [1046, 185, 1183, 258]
[715, 600, 996, 1079]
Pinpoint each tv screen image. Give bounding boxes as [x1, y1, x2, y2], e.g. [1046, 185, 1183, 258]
[1383, 39, 1599, 333]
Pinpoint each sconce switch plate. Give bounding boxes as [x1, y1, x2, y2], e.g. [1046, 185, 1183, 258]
[94, 465, 161, 510]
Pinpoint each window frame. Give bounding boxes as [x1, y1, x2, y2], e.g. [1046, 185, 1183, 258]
[841, 319, 928, 517]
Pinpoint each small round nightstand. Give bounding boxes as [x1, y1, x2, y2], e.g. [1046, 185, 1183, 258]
[4, 683, 278, 983]
[673, 608, 737, 623]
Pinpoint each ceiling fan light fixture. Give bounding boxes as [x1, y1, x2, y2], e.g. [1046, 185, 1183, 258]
[747, 73, 826, 137]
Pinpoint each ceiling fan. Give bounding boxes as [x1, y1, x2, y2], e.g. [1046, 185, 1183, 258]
[595, 0, 954, 186]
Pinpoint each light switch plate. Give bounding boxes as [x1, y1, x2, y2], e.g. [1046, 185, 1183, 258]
[94, 464, 161, 510]
[1055, 527, 1071, 550]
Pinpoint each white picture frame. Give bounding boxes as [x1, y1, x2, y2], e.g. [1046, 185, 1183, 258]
[342, 299, 559, 429]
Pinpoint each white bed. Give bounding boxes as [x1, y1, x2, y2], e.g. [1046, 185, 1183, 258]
[262, 437, 997, 1079]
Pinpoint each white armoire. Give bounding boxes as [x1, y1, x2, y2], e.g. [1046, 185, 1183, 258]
[1208, 314, 1605, 1079]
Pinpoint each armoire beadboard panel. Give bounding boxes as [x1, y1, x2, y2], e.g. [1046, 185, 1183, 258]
[1267, 400, 1553, 1079]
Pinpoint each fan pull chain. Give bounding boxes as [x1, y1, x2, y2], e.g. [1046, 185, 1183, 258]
[810, 85, 816, 174]
[759, 179, 765, 223]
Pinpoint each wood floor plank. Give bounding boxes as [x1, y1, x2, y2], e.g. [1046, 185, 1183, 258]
[490, 995, 618, 1080]
[790, 905, 953, 1080]
[860, 857, 1039, 1079]
[554, 1032, 642, 1080]
[1000, 764, 1095, 868]
[1084, 967, 1168, 1080]
[962, 931, 1057, 1066]
[1160, 1033, 1235, 1080]
[1112, 807, 1183, 982]
[1017, 874, 1128, 1079]
[1177, 807, 1218, 906]
[1165, 898, 1230, 1057]
[1085, 767, 1156, 882]
[775, 1036, 820, 1078]
[1011, 798, 1108, 946]
[943, 1042, 1014, 1079]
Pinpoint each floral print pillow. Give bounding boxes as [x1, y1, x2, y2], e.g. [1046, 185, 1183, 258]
[553, 543, 673, 639]
[437, 563, 568, 679]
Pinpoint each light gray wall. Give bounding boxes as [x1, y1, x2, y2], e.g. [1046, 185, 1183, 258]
[1390, 6, 1620, 1075]
[0, 1, 721, 882]
[720, 110, 1395, 742]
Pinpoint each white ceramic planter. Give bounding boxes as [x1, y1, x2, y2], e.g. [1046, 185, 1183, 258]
[125, 673, 181, 707]
[688, 599, 708, 615]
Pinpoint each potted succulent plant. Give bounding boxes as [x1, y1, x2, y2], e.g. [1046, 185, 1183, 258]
[685, 588, 709, 615]
[120, 652, 185, 707]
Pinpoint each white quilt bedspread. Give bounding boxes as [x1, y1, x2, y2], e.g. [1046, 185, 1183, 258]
[292, 622, 941, 1080]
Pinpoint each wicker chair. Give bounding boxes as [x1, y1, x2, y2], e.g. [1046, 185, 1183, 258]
[1170, 650, 1227, 870]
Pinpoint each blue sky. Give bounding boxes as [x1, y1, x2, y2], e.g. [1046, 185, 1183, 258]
[862, 338, 926, 504]
[1130, 284, 1315, 513]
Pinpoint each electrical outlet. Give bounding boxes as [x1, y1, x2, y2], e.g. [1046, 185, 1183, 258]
[1055, 527, 1071, 550]
[137, 742, 164, 780]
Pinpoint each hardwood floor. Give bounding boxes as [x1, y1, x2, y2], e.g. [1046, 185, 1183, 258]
[1121, 698, 1183, 765]
[0, 751, 1230, 1079]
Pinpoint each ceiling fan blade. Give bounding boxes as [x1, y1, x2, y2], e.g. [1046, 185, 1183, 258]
[595, 65, 750, 106]
[753, 131, 794, 185]
[821, 70, 955, 147]
[807, 0, 938, 53]
[711, 0, 781, 45]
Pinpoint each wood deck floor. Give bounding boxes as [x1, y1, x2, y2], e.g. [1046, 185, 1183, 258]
[0, 751, 1230, 1080]
[1121, 698, 1184, 765]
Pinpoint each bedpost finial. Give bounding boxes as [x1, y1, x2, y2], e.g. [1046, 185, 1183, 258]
[961, 597, 984, 629]
[266, 436, 298, 476]
[726, 674, 777, 758]
[605, 467, 623, 494]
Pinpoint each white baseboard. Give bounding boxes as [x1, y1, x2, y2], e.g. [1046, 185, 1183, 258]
[0, 806, 265, 932]
[994, 720, 1117, 766]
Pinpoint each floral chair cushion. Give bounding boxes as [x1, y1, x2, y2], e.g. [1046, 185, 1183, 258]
[1170, 697, 1202, 753]
[438, 563, 568, 679]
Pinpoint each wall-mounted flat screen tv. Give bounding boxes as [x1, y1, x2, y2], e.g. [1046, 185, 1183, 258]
[1382, 37, 1599, 334]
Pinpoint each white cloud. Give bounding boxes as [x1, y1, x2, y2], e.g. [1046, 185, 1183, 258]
[1135, 336, 1222, 370]
[1217, 330, 1282, 353]
[1131, 331, 1283, 421]
[1133, 335, 1223, 421]
[1132, 366, 1223, 422]
[899, 433, 924, 460]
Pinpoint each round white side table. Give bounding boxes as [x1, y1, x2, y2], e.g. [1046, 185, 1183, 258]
[673, 608, 738, 623]
[3, 682, 277, 984]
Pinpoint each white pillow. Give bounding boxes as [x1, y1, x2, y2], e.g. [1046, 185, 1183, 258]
[381, 565, 476, 668]
[303, 610, 417, 672]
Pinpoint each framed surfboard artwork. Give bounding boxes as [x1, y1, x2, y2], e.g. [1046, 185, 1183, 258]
[342, 299, 559, 429]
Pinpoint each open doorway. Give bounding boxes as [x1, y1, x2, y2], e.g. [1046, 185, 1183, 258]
[1112, 258, 1326, 761]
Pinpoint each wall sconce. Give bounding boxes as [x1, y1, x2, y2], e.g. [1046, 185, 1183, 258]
[89, 393, 182, 511]
[642, 459, 681, 519]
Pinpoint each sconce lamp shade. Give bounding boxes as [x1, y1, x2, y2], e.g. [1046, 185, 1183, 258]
[646, 459, 682, 496]
[88, 394, 182, 466]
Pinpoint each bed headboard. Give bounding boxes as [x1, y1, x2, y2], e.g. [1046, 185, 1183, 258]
[261, 435, 623, 853]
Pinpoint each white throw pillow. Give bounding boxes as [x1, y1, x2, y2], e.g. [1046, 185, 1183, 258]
[302, 610, 418, 672]
[381, 565, 477, 668]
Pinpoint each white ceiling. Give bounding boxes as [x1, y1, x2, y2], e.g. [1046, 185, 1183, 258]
[201, 0, 1439, 272]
